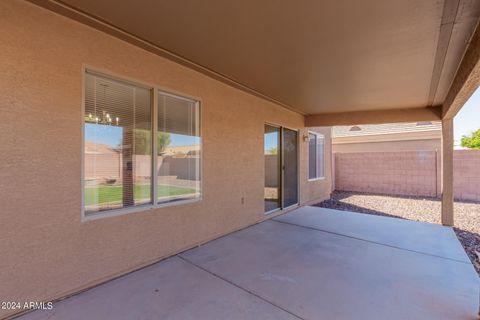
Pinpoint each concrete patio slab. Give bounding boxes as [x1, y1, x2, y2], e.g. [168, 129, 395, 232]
[18, 257, 297, 320]
[18, 207, 479, 320]
[181, 220, 478, 319]
[274, 206, 470, 262]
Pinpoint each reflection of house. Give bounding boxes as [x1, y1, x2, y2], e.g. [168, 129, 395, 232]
[164, 144, 201, 157]
[332, 122, 442, 153]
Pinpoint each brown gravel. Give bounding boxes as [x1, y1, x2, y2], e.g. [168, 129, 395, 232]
[315, 191, 480, 274]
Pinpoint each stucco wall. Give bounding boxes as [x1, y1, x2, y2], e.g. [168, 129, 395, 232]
[0, 1, 331, 317]
[300, 127, 333, 205]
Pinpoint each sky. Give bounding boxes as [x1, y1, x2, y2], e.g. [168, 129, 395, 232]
[454, 87, 480, 145]
[264, 132, 279, 152]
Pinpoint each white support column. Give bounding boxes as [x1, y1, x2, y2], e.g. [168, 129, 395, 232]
[441, 118, 454, 226]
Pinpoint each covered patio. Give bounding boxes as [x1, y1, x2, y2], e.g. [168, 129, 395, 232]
[4, 1, 480, 318]
[20, 206, 478, 320]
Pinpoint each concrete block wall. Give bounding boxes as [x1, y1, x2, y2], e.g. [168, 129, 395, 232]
[454, 150, 480, 202]
[335, 151, 438, 197]
[334, 150, 480, 202]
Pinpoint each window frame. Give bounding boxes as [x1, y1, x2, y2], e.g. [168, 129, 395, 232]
[81, 67, 202, 222]
[307, 131, 325, 181]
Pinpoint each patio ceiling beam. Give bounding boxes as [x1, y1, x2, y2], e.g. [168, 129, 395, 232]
[442, 19, 480, 119]
[305, 106, 442, 127]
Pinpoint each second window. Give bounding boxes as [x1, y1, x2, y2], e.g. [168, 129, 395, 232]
[308, 132, 324, 180]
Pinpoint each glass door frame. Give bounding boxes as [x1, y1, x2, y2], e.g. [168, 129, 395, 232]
[281, 126, 300, 210]
[264, 123, 282, 213]
[264, 123, 300, 214]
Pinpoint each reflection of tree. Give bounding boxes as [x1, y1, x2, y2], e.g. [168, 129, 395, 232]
[268, 147, 278, 155]
[134, 129, 171, 155]
[156, 131, 171, 154]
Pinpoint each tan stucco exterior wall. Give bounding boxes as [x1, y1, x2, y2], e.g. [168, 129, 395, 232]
[300, 127, 333, 205]
[0, 1, 331, 317]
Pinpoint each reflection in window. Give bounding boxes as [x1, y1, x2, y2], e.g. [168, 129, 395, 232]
[84, 73, 151, 213]
[84, 72, 202, 215]
[157, 93, 201, 204]
[308, 132, 325, 180]
[264, 125, 280, 212]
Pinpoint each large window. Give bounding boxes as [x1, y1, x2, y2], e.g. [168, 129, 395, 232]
[308, 132, 324, 180]
[84, 71, 200, 216]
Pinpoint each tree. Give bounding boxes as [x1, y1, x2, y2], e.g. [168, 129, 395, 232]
[461, 129, 480, 149]
[134, 129, 171, 155]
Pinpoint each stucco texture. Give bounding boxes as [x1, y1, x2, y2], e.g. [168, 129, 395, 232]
[0, 1, 331, 317]
[300, 127, 333, 204]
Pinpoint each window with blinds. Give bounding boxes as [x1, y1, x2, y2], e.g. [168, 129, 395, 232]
[157, 92, 200, 204]
[308, 132, 325, 180]
[83, 70, 201, 216]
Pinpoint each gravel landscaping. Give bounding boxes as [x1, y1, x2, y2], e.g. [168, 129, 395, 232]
[315, 191, 480, 274]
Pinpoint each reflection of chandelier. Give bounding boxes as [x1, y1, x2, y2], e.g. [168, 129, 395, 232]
[85, 110, 119, 125]
[85, 82, 120, 126]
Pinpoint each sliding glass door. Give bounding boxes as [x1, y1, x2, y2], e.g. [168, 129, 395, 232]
[282, 128, 298, 208]
[264, 125, 281, 212]
[264, 125, 298, 213]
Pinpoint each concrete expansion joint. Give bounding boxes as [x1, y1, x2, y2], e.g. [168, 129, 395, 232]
[271, 219, 471, 265]
[177, 255, 306, 320]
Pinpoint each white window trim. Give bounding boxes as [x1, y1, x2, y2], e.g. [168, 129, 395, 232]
[307, 131, 325, 181]
[81, 67, 202, 222]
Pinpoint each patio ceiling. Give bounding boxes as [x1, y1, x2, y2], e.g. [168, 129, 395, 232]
[31, 0, 480, 119]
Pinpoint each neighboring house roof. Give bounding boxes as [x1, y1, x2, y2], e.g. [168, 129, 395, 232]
[165, 145, 200, 156]
[332, 121, 442, 145]
[332, 121, 442, 138]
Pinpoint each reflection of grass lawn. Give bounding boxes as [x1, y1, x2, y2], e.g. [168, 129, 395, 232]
[84, 184, 197, 206]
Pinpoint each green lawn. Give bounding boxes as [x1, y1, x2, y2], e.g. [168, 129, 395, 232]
[84, 184, 197, 206]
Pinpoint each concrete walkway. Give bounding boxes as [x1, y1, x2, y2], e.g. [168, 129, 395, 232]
[19, 207, 479, 320]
